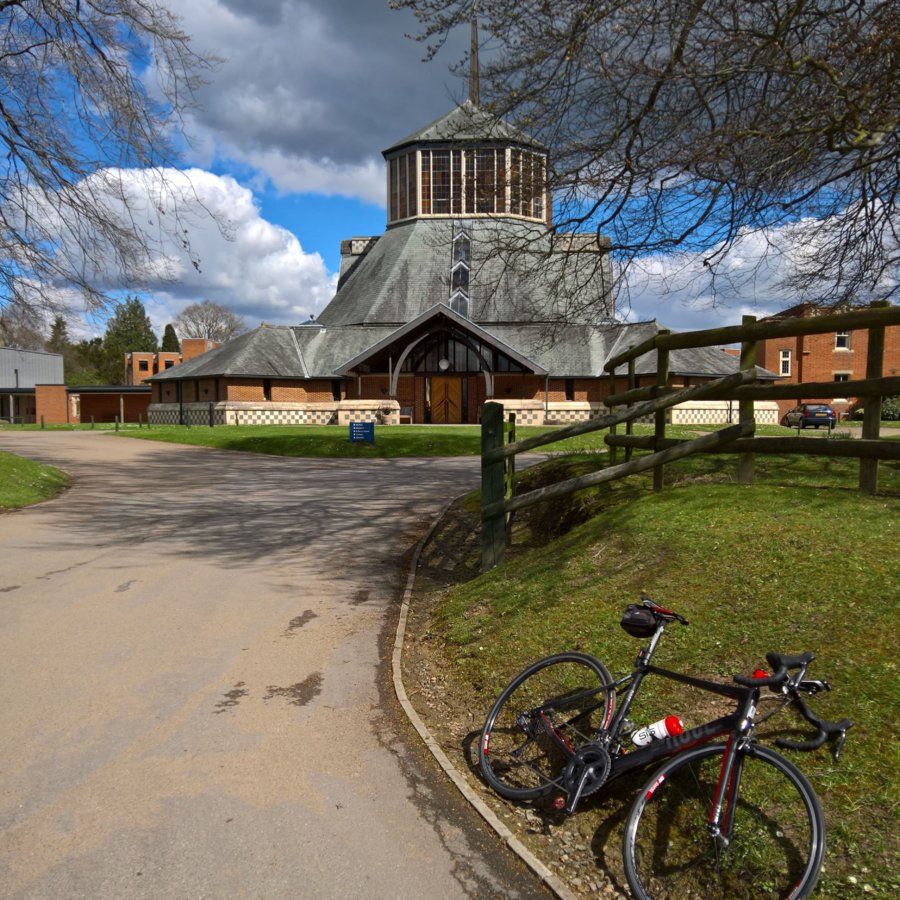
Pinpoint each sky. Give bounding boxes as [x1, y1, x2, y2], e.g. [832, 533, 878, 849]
[71, 0, 801, 336]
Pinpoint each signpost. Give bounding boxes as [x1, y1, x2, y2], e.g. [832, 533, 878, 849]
[349, 421, 375, 445]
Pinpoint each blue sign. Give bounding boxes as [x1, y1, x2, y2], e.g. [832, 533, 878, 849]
[349, 421, 375, 444]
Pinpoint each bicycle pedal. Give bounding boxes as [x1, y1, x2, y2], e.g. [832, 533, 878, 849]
[549, 796, 566, 812]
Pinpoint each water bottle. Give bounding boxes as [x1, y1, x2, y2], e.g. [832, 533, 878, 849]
[631, 715, 684, 747]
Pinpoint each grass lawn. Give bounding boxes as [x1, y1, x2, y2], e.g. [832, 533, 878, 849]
[0, 450, 69, 509]
[114, 423, 615, 457]
[410, 449, 899, 896]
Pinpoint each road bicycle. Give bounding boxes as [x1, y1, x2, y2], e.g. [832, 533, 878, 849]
[478, 595, 852, 899]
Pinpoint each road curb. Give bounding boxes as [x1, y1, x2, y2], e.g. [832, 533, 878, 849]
[391, 500, 577, 900]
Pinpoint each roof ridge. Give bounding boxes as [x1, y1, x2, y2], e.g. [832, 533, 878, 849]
[287, 324, 309, 377]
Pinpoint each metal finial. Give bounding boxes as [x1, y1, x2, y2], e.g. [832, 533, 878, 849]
[469, 2, 480, 106]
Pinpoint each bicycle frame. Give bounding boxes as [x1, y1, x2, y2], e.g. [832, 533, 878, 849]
[600, 623, 755, 782]
[554, 621, 764, 834]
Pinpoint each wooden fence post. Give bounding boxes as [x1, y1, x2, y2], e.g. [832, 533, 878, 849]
[608, 367, 618, 465]
[209, 402, 214, 428]
[481, 401, 507, 570]
[653, 330, 670, 491]
[505, 413, 516, 535]
[738, 315, 758, 484]
[625, 359, 636, 462]
[859, 321, 885, 494]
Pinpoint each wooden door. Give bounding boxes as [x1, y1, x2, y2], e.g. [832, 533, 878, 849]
[430, 376, 463, 423]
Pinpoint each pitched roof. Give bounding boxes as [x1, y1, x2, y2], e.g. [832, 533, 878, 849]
[331, 304, 548, 376]
[148, 325, 306, 381]
[316, 218, 613, 328]
[383, 100, 546, 155]
[149, 319, 777, 382]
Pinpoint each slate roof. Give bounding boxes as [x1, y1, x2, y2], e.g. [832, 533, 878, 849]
[317, 218, 614, 327]
[149, 313, 778, 382]
[383, 100, 546, 155]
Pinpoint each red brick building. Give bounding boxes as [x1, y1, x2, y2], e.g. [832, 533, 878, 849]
[757, 303, 900, 420]
[125, 338, 219, 384]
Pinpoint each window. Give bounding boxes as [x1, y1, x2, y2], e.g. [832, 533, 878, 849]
[451, 150, 462, 214]
[834, 373, 850, 382]
[331, 379, 342, 401]
[835, 331, 851, 349]
[164, 360, 175, 369]
[138, 360, 149, 372]
[431, 150, 450, 214]
[564, 378, 575, 402]
[779, 349, 792, 376]
[449, 291, 469, 318]
[263, 379, 272, 401]
[420, 150, 431, 214]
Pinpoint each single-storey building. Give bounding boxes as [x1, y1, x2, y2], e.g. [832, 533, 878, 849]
[148, 93, 777, 426]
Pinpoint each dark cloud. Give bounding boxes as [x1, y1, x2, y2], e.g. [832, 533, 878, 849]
[170, 0, 468, 192]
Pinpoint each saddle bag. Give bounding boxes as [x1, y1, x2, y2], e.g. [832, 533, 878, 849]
[620, 604, 658, 638]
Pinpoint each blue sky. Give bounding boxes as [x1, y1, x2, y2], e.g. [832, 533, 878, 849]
[67, 0, 801, 336]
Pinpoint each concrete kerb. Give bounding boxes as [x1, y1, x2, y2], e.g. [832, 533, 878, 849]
[391, 498, 577, 900]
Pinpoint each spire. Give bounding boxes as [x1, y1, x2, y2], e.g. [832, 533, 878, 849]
[469, 2, 480, 106]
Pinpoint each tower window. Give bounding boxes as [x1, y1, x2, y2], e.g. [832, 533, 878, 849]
[450, 292, 469, 318]
[431, 150, 450, 214]
[421, 151, 431, 215]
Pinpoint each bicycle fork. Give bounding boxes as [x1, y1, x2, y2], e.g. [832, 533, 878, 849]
[708, 696, 757, 845]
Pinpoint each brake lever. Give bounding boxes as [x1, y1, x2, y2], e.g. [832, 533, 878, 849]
[833, 730, 847, 763]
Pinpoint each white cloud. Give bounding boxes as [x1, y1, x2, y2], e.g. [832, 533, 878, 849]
[28, 167, 337, 333]
[619, 227, 804, 331]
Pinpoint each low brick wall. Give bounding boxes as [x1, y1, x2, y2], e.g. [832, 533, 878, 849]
[669, 400, 780, 425]
[148, 400, 400, 426]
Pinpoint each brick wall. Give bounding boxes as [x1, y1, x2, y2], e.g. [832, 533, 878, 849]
[226, 379, 264, 402]
[77, 392, 150, 423]
[34, 384, 69, 424]
[758, 323, 899, 419]
[182, 338, 220, 361]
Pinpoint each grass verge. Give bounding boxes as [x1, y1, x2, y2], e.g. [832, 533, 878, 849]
[0, 450, 69, 509]
[404, 450, 899, 897]
[114, 423, 614, 457]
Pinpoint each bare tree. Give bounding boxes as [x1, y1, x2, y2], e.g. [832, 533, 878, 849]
[174, 300, 247, 342]
[394, 0, 898, 311]
[0, 1, 216, 323]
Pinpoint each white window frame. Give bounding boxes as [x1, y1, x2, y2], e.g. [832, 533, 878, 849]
[835, 331, 851, 350]
[779, 349, 792, 376]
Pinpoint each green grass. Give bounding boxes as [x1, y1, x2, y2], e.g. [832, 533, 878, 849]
[423, 450, 899, 895]
[113, 423, 615, 457]
[0, 450, 69, 509]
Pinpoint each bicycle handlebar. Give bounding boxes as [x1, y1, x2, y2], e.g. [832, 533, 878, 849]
[774, 692, 853, 759]
[733, 651, 816, 688]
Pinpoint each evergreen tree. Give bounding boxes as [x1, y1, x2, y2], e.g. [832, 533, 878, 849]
[161, 323, 180, 352]
[100, 296, 157, 382]
[46, 315, 70, 354]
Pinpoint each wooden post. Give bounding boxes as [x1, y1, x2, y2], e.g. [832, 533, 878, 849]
[653, 331, 671, 491]
[859, 323, 885, 494]
[625, 359, 636, 462]
[505, 413, 516, 535]
[209, 402, 214, 428]
[119, 393, 124, 425]
[115, 415, 119, 432]
[91, 416, 95, 429]
[738, 315, 757, 484]
[40, 415, 45, 429]
[608, 368, 618, 466]
[481, 401, 507, 570]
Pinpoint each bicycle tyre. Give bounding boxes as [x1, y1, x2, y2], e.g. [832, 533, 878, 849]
[623, 742, 826, 899]
[478, 652, 614, 801]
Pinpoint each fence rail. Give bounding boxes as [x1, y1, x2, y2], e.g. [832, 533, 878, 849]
[480, 302, 899, 570]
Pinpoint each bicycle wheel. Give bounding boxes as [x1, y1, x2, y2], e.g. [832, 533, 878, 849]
[623, 742, 825, 899]
[479, 652, 614, 800]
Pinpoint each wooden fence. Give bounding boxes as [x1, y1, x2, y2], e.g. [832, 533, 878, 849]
[481, 303, 900, 570]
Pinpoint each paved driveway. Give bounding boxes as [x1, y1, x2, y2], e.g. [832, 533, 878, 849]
[0, 433, 545, 899]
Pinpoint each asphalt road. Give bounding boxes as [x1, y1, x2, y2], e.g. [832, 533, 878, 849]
[0, 432, 547, 899]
